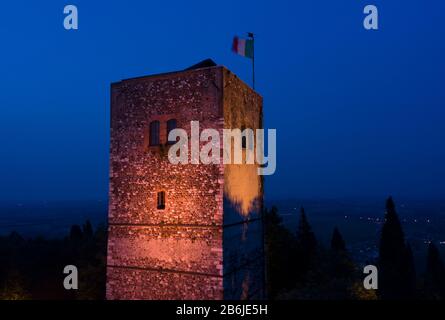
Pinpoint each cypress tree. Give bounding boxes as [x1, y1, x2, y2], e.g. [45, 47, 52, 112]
[331, 227, 346, 252]
[425, 242, 445, 299]
[69, 225, 83, 242]
[404, 243, 417, 298]
[264, 206, 298, 297]
[295, 207, 317, 278]
[330, 226, 354, 279]
[83, 220, 94, 238]
[296, 207, 317, 256]
[378, 196, 414, 299]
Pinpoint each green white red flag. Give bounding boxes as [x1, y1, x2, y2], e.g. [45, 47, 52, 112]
[232, 36, 254, 59]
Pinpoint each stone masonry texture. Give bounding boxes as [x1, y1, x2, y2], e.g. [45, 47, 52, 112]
[107, 62, 264, 300]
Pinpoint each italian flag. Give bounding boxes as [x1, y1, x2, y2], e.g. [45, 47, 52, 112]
[232, 36, 254, 59]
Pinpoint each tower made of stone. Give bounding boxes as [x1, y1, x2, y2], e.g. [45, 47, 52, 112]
[107, 60, 264, 299]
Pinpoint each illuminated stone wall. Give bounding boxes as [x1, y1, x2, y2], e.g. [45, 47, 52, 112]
[222, 70, 264, 299]
[107, 64, 264, 300]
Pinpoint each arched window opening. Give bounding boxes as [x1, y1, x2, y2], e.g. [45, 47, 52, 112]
[149, 121, 160, 146]
[157, 191, 165, 210]
[166, 119, 177, 145]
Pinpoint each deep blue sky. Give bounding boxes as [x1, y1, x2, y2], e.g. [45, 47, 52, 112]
[0, 1, 444, 203]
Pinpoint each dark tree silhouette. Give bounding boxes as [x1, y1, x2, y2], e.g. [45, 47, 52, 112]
[295, 207, 317, 279]
[404, 243, 417, 297]
[329, 227, 355, 280]
[0, 220, 106, 299]
[378, 196, 416, 299]
[69, 225, 83, 242]
[264, 206, 298, 298]
[424, 242, 445, 299]
[331, 227, 346, 252]
[296, 207, 317, 255]
[83, 220, 93, 238]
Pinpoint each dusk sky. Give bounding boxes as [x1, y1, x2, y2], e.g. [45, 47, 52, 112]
[0, 1, 444, 203]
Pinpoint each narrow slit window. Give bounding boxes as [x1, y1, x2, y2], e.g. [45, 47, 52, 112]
[149, 120, 160, 146]
[166, 119, 177, 145]
[157, 191, 165, 209]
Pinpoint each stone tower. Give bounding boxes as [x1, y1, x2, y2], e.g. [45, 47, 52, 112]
[107, 59, 264, 300]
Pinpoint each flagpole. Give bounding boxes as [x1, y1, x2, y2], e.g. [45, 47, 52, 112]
[249, 32, 255, 90]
